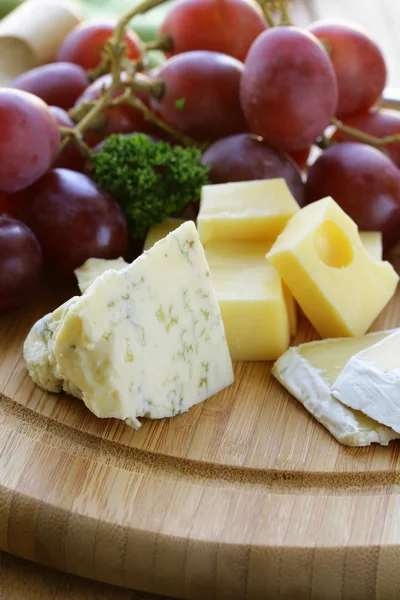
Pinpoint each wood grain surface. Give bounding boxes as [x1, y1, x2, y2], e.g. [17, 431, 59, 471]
[3, 1, 400, 599]
[2, 279, 400, 600]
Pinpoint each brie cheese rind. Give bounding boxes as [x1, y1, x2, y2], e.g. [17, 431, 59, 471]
[272, 331, 400, 446]
[333, 330, 400, 434]
[26, 222, 234, 429]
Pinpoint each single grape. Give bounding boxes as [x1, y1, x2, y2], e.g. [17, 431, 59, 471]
[309, 20, 386, 119]
[331, 108, 400, 169]
[240, 27, 338, 152]
[57, 20, 142, 71]
[289, 146, 311, 171]
[160, 0, 266, 61]
[74, 72, 156, 147]
[201, 133, 304, 205]
[50, 106, 86, 173]
[0, 89, 60, 194]
[305, 142, 400, 249]
[151, 51, 248, 142]
[0, 216, 43, 314]
[20, 168, 128, 279]
[11, 63, 89, 111]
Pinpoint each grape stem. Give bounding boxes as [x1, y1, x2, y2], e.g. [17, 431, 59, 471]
[144, 34, 173, 53]
[277, 1, 292, 25]
[332, 117, 400, 147]
[261, 3, 276, 27]
[58, 0, 191, 158]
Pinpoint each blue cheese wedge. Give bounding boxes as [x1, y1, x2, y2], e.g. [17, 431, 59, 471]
[333, 330, 400, 434]
[51, 221, 233, 428]
[272, 331, 400, 446]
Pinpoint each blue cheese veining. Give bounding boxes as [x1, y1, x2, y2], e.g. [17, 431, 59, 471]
[27, 221, 234, 428]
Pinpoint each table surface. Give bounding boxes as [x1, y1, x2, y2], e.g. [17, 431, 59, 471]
[3, 0, 400, 598]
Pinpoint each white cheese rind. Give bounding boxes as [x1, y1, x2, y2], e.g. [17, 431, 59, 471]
[273, 336, 400, 447]
[333, 331, 400, 434]
[53, 221, 234, 426]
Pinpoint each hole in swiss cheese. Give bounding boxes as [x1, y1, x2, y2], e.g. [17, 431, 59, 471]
[314, 220, 354, 268]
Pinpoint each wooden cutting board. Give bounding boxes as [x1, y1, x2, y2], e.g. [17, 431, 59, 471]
[1, 282, 400, 600]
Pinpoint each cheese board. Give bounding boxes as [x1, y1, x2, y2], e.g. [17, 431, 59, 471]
[1, 274, 400, 600]
[3, 0, 400, 598]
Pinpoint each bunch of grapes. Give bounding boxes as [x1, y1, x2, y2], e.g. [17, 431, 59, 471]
[2, 0, 400, 314]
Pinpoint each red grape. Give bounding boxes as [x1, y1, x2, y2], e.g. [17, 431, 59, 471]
[289, 146, 311, 171]
[50, 106, 86, 173]
[305, 142, 400, 249]
[160, 0, 266, 61]
[201, 133, 304, 206]
[240, 27, 338, 152]
[0, 89, 60, 194]
[57, 20, 142, 71]
[0, 216, 43, 314]
[309, 20, 386, 119]
[74, 72, 155, 147]
[11, 63, 89, 111]
[151, 51, 248, 142]
[20, 168, 128, 279]
[331, 108, 400, 169]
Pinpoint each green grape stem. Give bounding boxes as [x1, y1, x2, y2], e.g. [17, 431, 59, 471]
[332, 117, 400, 148]
[58, 0, 179, 158]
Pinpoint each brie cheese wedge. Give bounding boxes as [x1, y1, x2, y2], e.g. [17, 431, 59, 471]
[273, 331, 400, 446]
[333, 330, 400, 434]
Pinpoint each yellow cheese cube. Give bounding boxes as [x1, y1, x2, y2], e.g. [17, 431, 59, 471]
[143, 218, 185, 250]
[207, 241, 295, 360]
[197, 179, 300, 244]
[267, 198, 398, 338]
[359, 231, 382, 261]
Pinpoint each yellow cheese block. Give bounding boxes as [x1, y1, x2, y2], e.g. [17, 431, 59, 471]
[144, 224, 297, 360]
[267, 198, 398, 338]
[197, 179, 300, 244]
[359, 231, 382, 261]
[143, 218, 185, 250]
[206, 241, 296, 360]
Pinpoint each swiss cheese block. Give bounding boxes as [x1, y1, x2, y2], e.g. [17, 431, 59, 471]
[273, 331, 400, 446]
[267, 198, 398, 338]
[52, 221, 234, 428]
[333, 330, 400, 433]
[197, 179, 300, 244]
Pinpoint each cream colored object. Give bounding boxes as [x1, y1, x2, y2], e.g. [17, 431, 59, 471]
[333, 330, 400, 433]
[0, 0, 82, 85]
[23, 296, 82, 398]
[197, 179, 300, 244]
[359, 231, 383, 261]
[273, 330, 400, 446]
[27, 222, 234, 429]
[267, 198, 399, 339]
[75, 257, 128, 294]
